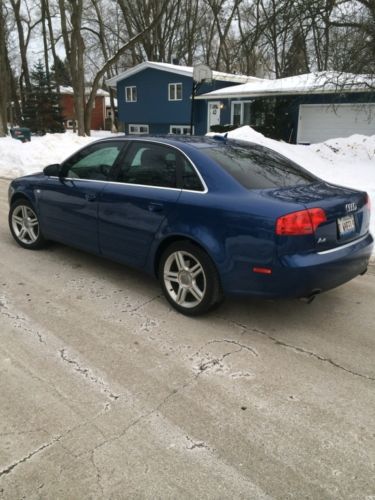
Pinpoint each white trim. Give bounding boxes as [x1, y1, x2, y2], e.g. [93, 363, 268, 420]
[66, 119, 77, 129]
[125, 86, 137, 102]
[54, 177, 208, 194]
[196, 89, 375, 100]
[169, 125, 192, 135]
[230, 100, 252, 126]
[106, 61, 255, 88]
[128, 124, 149, 134]
[168, 82, 183, 101]
[207, 101, 221, 132]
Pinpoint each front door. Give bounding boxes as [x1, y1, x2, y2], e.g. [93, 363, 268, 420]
[38, 141, 125, 253]
[207, 101, 221, 131]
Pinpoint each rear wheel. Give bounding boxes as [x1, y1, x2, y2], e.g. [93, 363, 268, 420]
[159, 241, 223, 316]
[9, 199, 47, 250]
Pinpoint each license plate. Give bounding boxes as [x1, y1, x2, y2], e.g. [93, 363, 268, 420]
[337, 214, 355, 236]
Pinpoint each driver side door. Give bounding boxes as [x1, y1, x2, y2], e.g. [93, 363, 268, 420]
[38, 140, 125, 253]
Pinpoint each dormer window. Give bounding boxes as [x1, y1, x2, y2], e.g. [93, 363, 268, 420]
[168, 83, 182, 101]
[125, 86, 137, 102]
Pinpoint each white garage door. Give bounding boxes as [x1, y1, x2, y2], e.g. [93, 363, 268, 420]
[297, 103, 375, 144]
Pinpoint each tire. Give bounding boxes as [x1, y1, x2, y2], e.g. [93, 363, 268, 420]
[158, 241, 223, 316]
[9, 199, 47, 250]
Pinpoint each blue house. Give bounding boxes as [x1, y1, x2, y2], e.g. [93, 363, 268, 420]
[196, 72, 375, 143]
[106, 61, 260, 135]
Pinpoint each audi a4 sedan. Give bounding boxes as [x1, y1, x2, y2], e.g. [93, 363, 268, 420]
[8, 136, 373, 315]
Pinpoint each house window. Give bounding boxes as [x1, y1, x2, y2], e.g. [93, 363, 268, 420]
[128, 124, 149, 135]
[125, 86, 137, 102]
[168, 83, 182, 101]
[66, 119, 77, 129]
[169, 125, 192, 135]
[231, 101, 252, 126]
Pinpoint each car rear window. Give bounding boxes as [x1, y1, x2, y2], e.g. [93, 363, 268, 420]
[204, 143, 317, 189]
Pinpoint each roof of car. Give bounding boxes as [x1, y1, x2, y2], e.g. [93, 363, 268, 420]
[95, 135, 226, 149]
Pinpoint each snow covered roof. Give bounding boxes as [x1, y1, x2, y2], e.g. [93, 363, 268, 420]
[196, 72, 375, 99]
[106, 61, 261, 87]
[59, 86, 109, 97]
[105, 96, 118, 107]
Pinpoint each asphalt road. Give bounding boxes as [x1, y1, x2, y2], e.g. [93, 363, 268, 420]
[0, 178, 375, 499]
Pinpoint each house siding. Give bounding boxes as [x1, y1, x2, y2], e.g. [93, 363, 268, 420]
[60, 94, 106, 130]
[116, 68, 243, 135]
[202, 91, 375, 143]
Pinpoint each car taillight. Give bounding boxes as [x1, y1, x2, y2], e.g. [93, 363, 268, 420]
[276, 208, 327, 236]
[365, 193, 371, 211]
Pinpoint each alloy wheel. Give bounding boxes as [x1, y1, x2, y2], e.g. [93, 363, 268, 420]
[163, 250, 207, 308]
[11, 205, 40, 245]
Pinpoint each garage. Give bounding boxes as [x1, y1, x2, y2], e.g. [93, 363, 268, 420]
[297, 103, 375, 144]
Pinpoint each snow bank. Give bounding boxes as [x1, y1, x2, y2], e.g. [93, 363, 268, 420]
[0, 131, 115, 179]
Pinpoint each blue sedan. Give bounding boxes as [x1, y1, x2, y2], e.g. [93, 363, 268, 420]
[8, 136, 373, 315]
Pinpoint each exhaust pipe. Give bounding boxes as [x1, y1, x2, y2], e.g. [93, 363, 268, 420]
[300, 289, 321, 304]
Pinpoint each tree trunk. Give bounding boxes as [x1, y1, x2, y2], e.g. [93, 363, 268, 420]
[9, 0, 31, 106]
[59, 0, 86, 135]
[0, 0, 9, 136]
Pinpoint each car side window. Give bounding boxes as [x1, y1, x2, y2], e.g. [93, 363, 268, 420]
[62, 142, 124, 181]
[118, 142, 178, 188]
[181, 156, 204, 191]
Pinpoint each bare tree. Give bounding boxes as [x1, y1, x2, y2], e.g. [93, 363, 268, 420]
[58, 0, 85, 135]
[0, 0, 9, 136]
[9, 0, 41, 106]
[235, 0, 267, 75]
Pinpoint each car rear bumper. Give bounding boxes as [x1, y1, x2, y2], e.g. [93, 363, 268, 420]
[223, 232, 374, 298]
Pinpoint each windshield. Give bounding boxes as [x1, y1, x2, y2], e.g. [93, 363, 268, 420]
[205, 143, 318, 189]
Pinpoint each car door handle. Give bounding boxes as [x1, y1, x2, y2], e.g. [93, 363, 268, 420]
[148, 202, 163, 212]
[85, 193, 97, 202]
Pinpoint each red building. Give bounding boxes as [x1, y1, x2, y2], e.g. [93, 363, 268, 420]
[59, 87, 109, 130]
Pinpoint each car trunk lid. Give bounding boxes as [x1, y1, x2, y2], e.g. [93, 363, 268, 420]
[267, 182, 370, 254]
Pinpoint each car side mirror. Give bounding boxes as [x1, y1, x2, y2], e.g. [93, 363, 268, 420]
[43, 163, 62, 177]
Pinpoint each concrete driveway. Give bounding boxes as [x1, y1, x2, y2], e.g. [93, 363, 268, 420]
[0, 178, 374, 499]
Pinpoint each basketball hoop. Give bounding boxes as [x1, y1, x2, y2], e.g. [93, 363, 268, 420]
[193, 64, 213, 84]
[190, 64, 213, 135]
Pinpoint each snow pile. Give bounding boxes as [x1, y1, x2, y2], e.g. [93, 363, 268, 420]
[0, 131, 115, 179]
[221, 126, 375, 179]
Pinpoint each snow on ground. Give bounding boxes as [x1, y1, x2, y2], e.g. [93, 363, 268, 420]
[0, 130, 115, 180]
[0, 127, 374, 260]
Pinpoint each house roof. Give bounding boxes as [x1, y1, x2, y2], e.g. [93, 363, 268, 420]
[106, 61, 261, 87]
[195, 71, 375, 99]
[105, 96, 118, 107]
[59, 86, 109, 97]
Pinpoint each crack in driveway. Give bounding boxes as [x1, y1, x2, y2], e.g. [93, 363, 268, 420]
[222, 318, 375, 382]
[89, 337, 257, 458]
[0, 295, 45, 344]
[195, 338, 258, 374]
[0, 435, 62, 478]
[59, 349, 120, 402]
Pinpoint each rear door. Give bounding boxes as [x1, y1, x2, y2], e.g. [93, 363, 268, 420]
[98, 141, 182, 269]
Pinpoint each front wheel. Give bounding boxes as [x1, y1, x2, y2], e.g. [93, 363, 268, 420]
[159, 241, 223, 316]
[9, 199, 47, 250]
